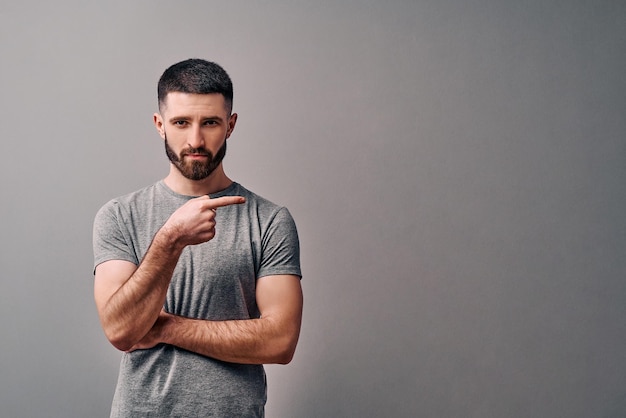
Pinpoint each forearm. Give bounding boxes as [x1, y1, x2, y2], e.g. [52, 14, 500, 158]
[158, 314, 300, 365]
[101, 229, 183, 350]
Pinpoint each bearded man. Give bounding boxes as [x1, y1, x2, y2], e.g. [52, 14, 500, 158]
[92, 59, 303, 417]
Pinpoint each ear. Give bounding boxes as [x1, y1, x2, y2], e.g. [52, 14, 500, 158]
[153, 113, 166, 139]
[226, 113, 238, 139]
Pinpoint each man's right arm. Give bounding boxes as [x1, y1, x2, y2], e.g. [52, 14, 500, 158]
[94, 228, 183, 352]
[94, 194, 245, 351]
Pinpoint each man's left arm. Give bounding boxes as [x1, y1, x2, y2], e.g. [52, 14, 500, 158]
[129, 274, 303, 364]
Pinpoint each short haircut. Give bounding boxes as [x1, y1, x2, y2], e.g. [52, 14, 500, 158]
[157, 59, 233, 113]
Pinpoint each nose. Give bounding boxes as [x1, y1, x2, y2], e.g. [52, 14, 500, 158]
[187, 126, 204, 149]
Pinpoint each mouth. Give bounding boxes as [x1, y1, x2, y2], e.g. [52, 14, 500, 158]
[184, 153, 210, 159]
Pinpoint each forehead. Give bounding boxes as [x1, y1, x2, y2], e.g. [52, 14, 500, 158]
[160, 92, 229, 116]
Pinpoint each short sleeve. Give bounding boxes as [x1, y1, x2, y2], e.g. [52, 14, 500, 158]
[258, 207, 302, 279]
[92, 200, 139, 273]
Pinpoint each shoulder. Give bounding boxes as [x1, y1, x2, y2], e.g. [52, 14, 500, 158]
[97, 182, 165, 211]
[228, 183, 284, 211]
[94, 182, 161, 222]
[113, 182, 163, 206]
[228, 183, 295, 223]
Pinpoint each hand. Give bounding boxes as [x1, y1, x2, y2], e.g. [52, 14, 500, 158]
[126, 310, 173, 352]
[162, 195, 245, 247]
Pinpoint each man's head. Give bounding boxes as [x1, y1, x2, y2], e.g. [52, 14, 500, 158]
[158, 59, 233, 114]
[154, 59, 237, 184]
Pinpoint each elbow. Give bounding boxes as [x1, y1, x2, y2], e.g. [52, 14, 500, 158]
[272, 348, 295, 365]
[268, 319, 301, 364]
[109, 338, 134, 353]
[103, 327, 137, 352]
[269, 334, 299, 365]
[275, 351, 295, 365]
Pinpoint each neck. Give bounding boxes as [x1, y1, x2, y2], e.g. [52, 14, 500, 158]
[164, 164, 232, 196]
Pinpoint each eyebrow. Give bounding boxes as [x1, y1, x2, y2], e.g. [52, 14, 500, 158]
[168, 115, 225, 123]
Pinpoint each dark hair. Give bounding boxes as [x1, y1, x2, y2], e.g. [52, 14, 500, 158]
[157, 59, 233, 113]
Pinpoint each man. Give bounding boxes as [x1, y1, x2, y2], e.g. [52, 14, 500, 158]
[92, 59, 303, 417]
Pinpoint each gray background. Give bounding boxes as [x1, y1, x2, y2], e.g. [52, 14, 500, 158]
[1, 1, 625, 417]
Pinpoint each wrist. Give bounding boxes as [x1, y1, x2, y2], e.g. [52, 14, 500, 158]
[155, 224, 185, 254]
[158, 312, 179, 346]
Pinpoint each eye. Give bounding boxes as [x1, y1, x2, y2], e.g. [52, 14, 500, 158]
[203, 120, 218, 126]
[173, 120, 188, 126]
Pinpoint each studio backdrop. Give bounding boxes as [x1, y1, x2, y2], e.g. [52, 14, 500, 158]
[1, 1, 625, 417]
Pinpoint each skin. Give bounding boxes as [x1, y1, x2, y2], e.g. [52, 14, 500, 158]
[94, 92, 303, 364]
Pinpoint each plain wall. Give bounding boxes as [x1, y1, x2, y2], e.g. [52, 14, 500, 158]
[1, 1, 625, 417]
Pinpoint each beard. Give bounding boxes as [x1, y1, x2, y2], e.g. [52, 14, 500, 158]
[164, 134, 227, 181]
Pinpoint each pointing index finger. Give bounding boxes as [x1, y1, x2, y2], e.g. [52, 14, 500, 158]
[207, 195, 246, 209]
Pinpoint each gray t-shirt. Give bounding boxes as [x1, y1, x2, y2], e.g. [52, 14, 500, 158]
[93, 181, 301, 417]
